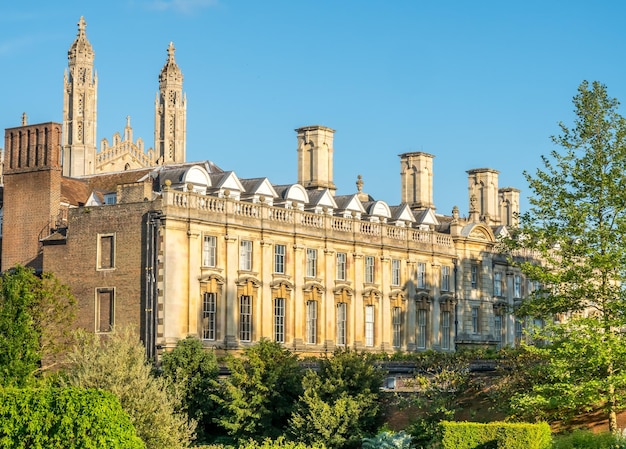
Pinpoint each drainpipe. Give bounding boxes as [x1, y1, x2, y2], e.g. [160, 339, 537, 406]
[453, 258, 458, 349]
[144, 211, 162, 360]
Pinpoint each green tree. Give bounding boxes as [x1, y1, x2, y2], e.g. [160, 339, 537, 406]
[63, 326, 194, 449]
[0, 265, 75, 386]
[214, 339, 304, 443]
[504, 80, 626, 432]
[403, 352, 472, 449]
[289, 348, 384, 449]
[161, 336, 220, 444]
[0, 387, 144, 449]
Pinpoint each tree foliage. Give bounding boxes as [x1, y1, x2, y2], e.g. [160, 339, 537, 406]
[161, 336, 220, 444]
[0, 265, 75, 386]
[63, 327, 194, 449]
[504, 80, 626, 431]
[0, 387, 144, 449]
[237, 436, 327, 449]
[403, 352, 472, 448]
[214, 339, 304, 443]
[289, 348, 384, 449]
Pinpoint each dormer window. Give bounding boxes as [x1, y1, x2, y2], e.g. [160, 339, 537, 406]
[103, 193, 117, 205]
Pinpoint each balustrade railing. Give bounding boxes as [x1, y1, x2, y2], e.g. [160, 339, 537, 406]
[162, 190, 454, 248]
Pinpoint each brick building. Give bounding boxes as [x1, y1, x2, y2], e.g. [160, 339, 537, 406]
[0, 17, 529, 359]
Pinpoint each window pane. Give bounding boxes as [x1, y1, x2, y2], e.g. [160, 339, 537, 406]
[274, 297, 285, 343]
[203, 235, 216, 267]
[306, 301, 317, 344]
[494, 272, 502, 296]
[202, 292, 216, 340]
[417, 262, 426, 288]
[472, 307, 479, 333]
[336, 252, 346, 280]
[441, 266, 450, 291]
[392, 307, 402, 348]
[441, 310, 451, 350]
[471, 264, 478, 289]
[239, 295, 252, 341]
[391, 259, 401, 286]
[337, 303, 347, 346]
[306, 249, 317, 277]
[365, 305, 374, 347]
[417, 309, 427, 348]
[365, 256, 375, 284]
[494, 315, 502, 342]
[240, 241, 252, 271]
[274, 244, 285, 274]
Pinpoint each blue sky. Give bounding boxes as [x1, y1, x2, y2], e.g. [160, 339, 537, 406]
[2, 1, 626, 216]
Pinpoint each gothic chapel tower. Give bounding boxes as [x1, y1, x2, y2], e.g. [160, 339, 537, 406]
[155, 42, 186, 164]
[62, 16, 98, 177]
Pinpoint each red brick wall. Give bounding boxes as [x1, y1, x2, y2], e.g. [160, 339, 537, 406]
[2, 122, 62, 271]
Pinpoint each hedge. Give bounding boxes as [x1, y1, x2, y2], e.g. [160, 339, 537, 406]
[440, 421, 551, 449]
[0, 387, 144, 449]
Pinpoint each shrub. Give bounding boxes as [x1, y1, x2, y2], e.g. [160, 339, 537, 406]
[238, 437, 326, 449]
[0, 387, 144, 448]
[552, 429, 626, 449]
[440, 421, 551, 449]
[362, 430, 414, 449]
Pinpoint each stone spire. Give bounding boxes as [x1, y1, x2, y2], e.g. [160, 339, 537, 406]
[63, 16, 98, 177]
[155, 42, 187, 164]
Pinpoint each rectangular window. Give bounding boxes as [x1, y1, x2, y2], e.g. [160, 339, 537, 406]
[98, 234, 115, 269]
[96, 288, 114, 333]
[306, 249, 317, 278]
[365, 256, 375, 284]
[417, 309, 427, 349]
[441, 310, 451, 350]
[514, 275, 522, 298]
[417, 262, 426, 289]
[239, 295, 252, 342]
[441, 265, 450, 292]
[515, 319, 524, 344]
[202, 292, 216, 340]
[391, 259, 401, 287]
[274, 297, 285, 343]
[103, 193, 117, 205]
[336, 252, 347, 281]
[274, 244, 286, 274]
[240, 240, 252, 271]
[494, 314, 502, 343]
[202, 235, 217, 267]
[472, 306, 480, 333]
[494, 272, 503, 297]
[306, 300, 317, 344]
[392, 307, 402, 348]
[365, 305, 374, 347]
[337, 302, 347, 346]
[471, 263, 479, 289]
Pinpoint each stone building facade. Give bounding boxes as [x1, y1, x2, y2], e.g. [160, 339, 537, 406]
[0, 17, 529, 358]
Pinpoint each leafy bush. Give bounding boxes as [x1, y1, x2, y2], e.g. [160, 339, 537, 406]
[362, 430, 414, 449]
[0, 387, 144, 448]
[64, 327, 194, 449]
[552, 429, 626, 449]
[440, 421, 551, 449]
[238, 436, 326, 449]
